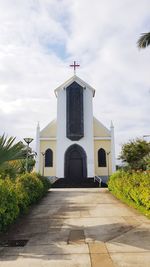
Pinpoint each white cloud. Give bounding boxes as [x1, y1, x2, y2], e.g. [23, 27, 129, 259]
[0, 0, 150, 157]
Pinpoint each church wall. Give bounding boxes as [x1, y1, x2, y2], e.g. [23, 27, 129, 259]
[56, 86, 94, 178]
[94, 140, 112, 177]
[93, 117, 111, 137]
[40, 120, 56, 138]
[39, 140, 56, 176]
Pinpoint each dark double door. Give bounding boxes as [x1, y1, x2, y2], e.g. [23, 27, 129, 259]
[65, 144, 87, 184]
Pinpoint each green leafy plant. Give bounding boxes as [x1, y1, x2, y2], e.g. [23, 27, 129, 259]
[16, 173, 44, 204]
[108, 170, 150, 217]
[0, 134, 26, 166]
[0, 179, 19, 231]
[36, 173, 51, 194]
[137, 32, 150, 48]
[119, 138, 150, 171]
[0, 159, 35, 180]
[0, 173, 51, 232]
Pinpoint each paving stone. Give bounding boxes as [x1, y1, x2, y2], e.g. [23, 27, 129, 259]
[110, 252, 150, 267]
[23, 244, 89, 255]
[89, 204, 135, 217]
[88, 242, 108, 254]
[122, 216, 141, 227]
[80, 210, 90, 217]
[68, 230, 85, 244]
[27, 229, 70, 245]
[0, 254, 91, 267]
[90, 253, 115, 267]
[0, 244, 89, 257]
[0, 188, 149, 267]
[106, 223, 150, 253]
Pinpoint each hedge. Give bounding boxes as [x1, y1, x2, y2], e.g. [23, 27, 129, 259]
[0, 179, 19, 232]
[108, 170, 150, 217]
[0, 173, 51, 232]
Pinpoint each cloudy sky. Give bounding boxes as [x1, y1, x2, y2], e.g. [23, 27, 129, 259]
[0, 0, 150, 158]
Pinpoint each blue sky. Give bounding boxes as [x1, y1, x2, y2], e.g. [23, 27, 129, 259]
[0, 0, 150, 158]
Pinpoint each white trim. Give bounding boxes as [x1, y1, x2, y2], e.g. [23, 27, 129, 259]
[54, 75, 95, 97]
[40, 137, 111, 141]
[35, 122, 40, 172]
[110, 122, 116, 173]
[40, 137, 56, 140]
[94, 137, 111, 140]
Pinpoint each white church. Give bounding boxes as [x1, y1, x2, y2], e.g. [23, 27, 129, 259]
[35, 68, 115, 185]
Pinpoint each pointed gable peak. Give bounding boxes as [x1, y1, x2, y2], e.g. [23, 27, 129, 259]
[54, 75, 95, 97]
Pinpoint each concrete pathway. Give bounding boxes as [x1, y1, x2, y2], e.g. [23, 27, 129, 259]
[0, 188, 150, 267]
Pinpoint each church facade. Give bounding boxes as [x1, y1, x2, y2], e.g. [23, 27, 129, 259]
[35, 75, 115, 183]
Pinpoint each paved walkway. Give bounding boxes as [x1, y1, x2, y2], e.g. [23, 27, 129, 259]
[0, 188, 150, 267]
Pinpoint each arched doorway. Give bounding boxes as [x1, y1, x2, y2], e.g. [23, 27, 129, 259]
[64, 144, 87, 184]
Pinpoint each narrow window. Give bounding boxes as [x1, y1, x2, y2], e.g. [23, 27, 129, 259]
[98, 148, 106, 167]
[45, 149, 53, 167]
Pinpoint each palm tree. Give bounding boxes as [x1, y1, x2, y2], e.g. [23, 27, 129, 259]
[137, 32, 150, 48]
[0, 134, 26, 166]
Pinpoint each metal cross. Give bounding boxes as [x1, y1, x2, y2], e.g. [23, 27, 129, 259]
[70, 61, 80, 75]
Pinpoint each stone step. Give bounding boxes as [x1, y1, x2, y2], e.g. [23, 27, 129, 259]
[52, 178, 107, 188]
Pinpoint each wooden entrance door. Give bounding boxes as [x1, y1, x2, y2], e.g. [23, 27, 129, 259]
[65, 144, 87, 184]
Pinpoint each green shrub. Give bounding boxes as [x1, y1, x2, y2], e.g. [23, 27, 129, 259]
[15, 173, 51, 212]
[0, 172, 51, 232]
[0, 179, 19, 231]
[16, 173, 44, 205]
[108, 170, 150, 216]
[36, 173, 51, 194]
[15, 180, 30, 213]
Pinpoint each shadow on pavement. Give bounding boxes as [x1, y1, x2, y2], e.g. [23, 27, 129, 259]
[0, 189, 149, 261]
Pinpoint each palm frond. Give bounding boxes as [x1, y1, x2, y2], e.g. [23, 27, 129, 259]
[0, 134, 26, 166]
[137, 32, 150, 48]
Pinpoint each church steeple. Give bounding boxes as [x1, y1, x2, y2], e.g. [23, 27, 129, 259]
[56, 75, 95, 178]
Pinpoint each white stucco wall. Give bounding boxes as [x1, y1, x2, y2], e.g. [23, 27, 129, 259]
[56, 83, 94, 178]
[35, 123, 40, 172]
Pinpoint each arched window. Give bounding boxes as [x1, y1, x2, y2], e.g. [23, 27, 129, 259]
[45, 149, 53, 167]
[98, 148, 106, 167]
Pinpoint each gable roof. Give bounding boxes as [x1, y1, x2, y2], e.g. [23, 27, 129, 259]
[93, 117, 111, 137]
[40, 117, 110, 139]
[54, 75, 95, 97]
[40, 119, 56, 138]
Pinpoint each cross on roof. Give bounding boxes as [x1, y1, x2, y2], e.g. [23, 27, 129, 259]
[70, 61, 80, 75]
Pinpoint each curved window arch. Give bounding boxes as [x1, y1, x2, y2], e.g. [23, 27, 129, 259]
[98, 148, 106, 167]
[45, 149, 53, 167]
